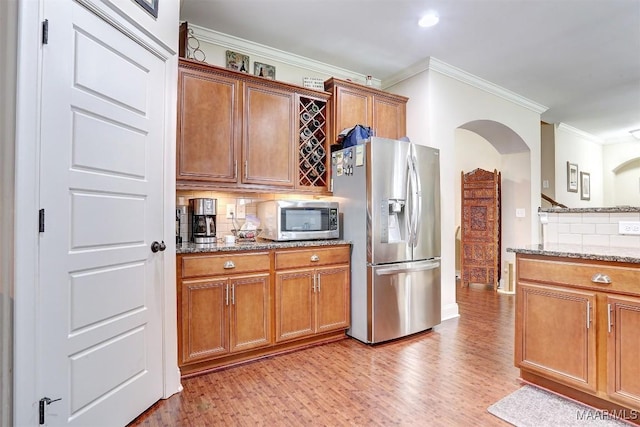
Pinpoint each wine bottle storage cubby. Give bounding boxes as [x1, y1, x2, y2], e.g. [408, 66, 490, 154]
[299, 97, 327, 188]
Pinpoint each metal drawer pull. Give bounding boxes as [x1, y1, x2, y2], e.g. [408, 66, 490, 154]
[591, 273, 611, 284]
[310, 254, 319, 262]
[224, 260, 236, 269]
[607, 303, 613, 333]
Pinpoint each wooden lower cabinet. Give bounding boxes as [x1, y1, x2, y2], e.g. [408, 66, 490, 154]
[178, 245, 350, 376]
[181, 273, 270, 363]
[607, 295, 640, 409]
[516, 283, 596, 393]
[275, 264, 350, 342]
[515, 254, 640, 418]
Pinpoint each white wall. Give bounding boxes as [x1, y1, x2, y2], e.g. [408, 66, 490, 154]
[0, 0, 17, 424]
[603, 142, 640, 206]
[612, 159, 640, 206]
[189, 24, 370, 88]
[554, 125, 603, 207]
[541, 122, 555, 204]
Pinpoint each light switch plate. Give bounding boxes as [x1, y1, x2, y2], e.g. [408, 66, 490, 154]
[515, 208, 526, 218]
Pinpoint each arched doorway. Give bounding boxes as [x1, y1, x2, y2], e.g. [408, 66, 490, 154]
[454, 120, 531, 292]
[612, 157, 640, 206]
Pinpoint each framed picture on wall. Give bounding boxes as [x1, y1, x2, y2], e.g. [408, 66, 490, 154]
[133, 0, 159, 17]
[567, 162, 578, 192]
[580, 172, 591, 200]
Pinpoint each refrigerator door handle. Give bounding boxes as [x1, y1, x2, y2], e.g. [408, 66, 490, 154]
[406, 146, 420, 247]
[405, 154, 414, 247]
[374, 260, 441, 275]
[411, 150, 422, 246]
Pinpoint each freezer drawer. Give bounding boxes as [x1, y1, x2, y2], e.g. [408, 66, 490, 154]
[369, 259, 441, 343]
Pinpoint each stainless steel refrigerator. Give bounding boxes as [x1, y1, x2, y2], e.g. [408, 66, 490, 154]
[332, 137, 441, 344]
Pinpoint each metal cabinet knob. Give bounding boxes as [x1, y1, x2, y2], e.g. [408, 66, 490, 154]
[310, 254, 319, 262]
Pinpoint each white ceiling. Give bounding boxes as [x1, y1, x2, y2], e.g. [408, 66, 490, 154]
[180, 0, 640, 143]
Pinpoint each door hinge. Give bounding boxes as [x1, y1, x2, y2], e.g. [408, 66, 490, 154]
[42, 19, 49, 45]
[39, 209, 45, 232]
[39, 397, 61, 425]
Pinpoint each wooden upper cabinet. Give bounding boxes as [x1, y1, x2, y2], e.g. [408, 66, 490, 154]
[373, 95, 406, 141]
[324, 77, 408, 145]
[243, 82, 295, 187]
[333, 84, 371, 135]
[177, 64, 240, 183]
[176, 59, 332, 193]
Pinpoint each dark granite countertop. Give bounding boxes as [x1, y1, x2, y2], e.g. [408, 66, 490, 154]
[177, 238, 351, 254]
[507, 243, 640, 264]
[539, 206, 640, 214]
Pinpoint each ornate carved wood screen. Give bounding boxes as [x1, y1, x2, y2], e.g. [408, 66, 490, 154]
[461, 168, 501, 289]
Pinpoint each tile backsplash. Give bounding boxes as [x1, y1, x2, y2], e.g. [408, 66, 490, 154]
[176, 190, 326, 243]
[542, 211, 640, 248]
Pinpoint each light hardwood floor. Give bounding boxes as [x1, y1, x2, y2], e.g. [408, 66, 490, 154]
[129, 284, 519, 426]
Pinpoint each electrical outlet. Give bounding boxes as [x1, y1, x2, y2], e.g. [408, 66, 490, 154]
[618, 221, 640, 235]
[226, 204, 236, 219]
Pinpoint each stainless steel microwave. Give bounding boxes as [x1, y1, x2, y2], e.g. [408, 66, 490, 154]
[257, 200, 339, 241]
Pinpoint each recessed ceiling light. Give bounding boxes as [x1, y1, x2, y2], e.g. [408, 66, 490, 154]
[630, 129, 640, 140]
[418, 12, 439, 28]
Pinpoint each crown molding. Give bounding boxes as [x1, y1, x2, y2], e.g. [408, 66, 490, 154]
[556, 123, 604, 143]
[188, 24, 548, 116]
[384, 57, 548, 115]
[189, 23, 381, 86]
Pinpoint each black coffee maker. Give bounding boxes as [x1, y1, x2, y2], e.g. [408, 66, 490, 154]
[189, 198, 217, 243]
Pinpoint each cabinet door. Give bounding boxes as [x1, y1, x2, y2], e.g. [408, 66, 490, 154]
[334, 85, 371, 134]
[180, 278, 229, 365]
[607, 295, 640, 409]
[516, 283, 597, 393]
[275, 269, 314, 342]
[315, 265, 350, 333]
[243, 82, 295, 187]
[373, 96, 406, 139]
[229, 273, 271, 353]
[177, 67, 240, 183]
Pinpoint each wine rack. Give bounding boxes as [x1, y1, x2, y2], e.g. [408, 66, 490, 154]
[298, 97, 327, 188]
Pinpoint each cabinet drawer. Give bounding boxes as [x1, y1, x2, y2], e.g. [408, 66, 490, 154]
[181, 252, 270, 278]
[518, 256, 640, 296]
[275, 246, 350, 270]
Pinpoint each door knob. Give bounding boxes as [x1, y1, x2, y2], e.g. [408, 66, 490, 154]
[151, 241, 166, 253]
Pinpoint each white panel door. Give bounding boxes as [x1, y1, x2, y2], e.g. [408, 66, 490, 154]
[38, 1, 165, 425]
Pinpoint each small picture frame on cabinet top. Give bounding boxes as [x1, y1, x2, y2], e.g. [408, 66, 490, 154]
[254, 62, 275, 80]
[226, 50, 249, 73]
